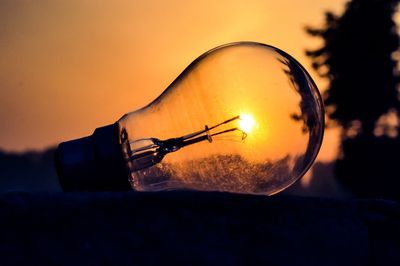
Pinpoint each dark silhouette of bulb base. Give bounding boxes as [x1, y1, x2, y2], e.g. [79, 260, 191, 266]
[55, 124, 131, 191]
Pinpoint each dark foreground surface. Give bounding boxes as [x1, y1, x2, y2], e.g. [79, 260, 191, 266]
[0, 192, 399, 266]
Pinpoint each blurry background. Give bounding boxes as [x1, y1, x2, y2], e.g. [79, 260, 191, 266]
[0, 0, 398, 199]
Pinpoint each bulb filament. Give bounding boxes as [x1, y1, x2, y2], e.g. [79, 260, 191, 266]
[126, 115, 247, 171]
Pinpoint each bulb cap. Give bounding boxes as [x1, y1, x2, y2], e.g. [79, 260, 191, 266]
[55, 123, 131, 191]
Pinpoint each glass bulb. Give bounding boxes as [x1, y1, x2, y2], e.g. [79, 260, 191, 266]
[115, 42, 324, 195]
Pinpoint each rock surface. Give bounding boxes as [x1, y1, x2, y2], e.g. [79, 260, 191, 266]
[0, 191, 399, 265]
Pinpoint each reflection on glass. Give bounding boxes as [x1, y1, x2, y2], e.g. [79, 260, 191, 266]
[117, 42, 324, 195]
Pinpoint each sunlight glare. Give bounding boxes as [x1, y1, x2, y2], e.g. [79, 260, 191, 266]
[238, 114, 256, 134]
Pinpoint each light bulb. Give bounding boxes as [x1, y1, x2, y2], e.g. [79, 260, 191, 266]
[56, 42, 324, 194]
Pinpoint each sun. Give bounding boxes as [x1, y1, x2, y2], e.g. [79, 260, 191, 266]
[238, 114, 256, 134]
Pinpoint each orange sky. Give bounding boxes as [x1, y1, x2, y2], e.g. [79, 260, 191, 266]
[0, 0, 348, 161]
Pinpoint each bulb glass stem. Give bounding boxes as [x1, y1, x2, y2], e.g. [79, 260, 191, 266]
[127, 115, 246, 171]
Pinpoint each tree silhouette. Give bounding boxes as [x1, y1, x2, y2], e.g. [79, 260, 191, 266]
[306, 0, 400, 199]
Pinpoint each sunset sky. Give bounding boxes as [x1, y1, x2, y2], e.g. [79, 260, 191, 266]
[0, 0, 348, 161]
